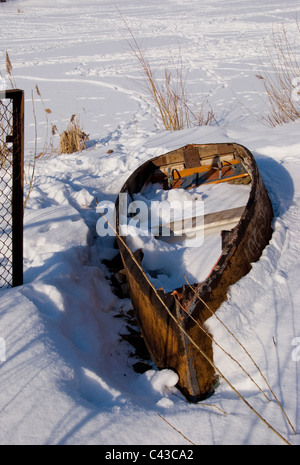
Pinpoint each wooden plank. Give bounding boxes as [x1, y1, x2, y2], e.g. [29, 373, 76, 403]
[153, 206, 245, 237]
[204, 206, 245, 228]
[184, 146, 201, 168]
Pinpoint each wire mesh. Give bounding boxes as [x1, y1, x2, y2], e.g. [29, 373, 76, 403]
[0, 97, 14, 288]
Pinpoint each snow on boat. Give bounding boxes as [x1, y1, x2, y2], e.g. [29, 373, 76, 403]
[115, 143, 273, 401]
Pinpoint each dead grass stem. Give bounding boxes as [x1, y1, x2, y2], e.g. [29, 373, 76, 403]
[24, 86, 57, 208]
[157, 414, 195, 445]
[5, 51, 16, 89]
[184, 276, 296, 435]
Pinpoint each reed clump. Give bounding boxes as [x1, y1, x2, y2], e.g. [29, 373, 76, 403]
[257, 20, 300, 126]
[126, 24, 217, 131]
[58, 114, 89, 154]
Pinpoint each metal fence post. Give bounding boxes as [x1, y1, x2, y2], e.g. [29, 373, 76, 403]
[12, 90, 24, 287]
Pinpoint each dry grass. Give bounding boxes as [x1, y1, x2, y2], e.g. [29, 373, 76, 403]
[57, 114, 89, 154]
[0, 142, 10, 168]
[0, 119, 10, 168]
[1, 54, 90, 210]
[184, 275, 296, 435]
[5, 51, 16, 89]
[0, 51, 16, 94]
[257, 20, 300, 126]
[126, 24, 217, 131]
[0, 53, 14, 168]
[24, 86, 57, 208]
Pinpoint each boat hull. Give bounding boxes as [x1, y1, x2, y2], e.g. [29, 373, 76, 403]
[116, 143, 273, 401]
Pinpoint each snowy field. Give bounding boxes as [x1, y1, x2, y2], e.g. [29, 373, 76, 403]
[0, 0, 300, 446]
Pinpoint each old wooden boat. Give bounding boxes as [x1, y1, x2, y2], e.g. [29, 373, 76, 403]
[115, 143, 273, 401]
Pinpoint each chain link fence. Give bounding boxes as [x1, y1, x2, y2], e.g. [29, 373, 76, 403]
[0, 89, 24, 288]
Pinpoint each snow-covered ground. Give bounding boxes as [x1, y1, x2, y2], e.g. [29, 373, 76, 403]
[0, 0, 300, 445]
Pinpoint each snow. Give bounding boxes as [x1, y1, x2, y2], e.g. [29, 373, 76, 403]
[0, 0, 300, 445]
[125, 181, 251, 290]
